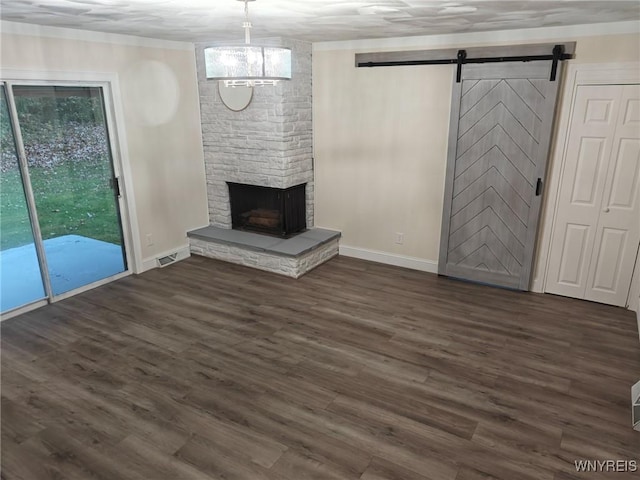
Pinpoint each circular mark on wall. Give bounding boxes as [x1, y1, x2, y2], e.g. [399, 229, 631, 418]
[124, 60, 180, 126]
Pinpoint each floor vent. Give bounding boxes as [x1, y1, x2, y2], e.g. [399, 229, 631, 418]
[157, 253, 177, 267]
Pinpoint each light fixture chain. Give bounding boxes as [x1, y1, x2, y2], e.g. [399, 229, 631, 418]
[243, 0, 251, 45]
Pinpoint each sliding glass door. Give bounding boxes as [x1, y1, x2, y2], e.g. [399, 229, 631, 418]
[0, 86, 46, 312]
[0, 82, 128, 315]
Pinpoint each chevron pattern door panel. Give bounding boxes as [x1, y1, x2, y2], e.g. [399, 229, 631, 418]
[439, 62, 561, 290]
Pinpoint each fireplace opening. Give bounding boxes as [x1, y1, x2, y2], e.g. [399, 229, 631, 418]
[228, 182, 306, 237]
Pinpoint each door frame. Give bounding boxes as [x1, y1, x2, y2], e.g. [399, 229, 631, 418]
[532, 61, 640, 310]
[0, 70, 142, 319]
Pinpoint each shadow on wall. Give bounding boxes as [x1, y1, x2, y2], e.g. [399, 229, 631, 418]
[122, 60, 180, 126]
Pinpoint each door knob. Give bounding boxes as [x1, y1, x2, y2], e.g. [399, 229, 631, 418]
[603, 207, 610, 213]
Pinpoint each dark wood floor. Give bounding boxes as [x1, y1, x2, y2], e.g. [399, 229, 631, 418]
[2, 255, 639, 480]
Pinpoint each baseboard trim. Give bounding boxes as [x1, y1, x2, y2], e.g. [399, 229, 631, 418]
[339, 245, 438, 274]
[0, 300, 48, 322]
[141, 244, 191, 272]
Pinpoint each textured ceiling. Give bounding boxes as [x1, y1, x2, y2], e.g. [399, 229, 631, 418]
[1, 1, 638, 43]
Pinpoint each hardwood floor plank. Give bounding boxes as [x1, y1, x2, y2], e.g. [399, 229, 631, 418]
[360, 456, 432, 480]
[256, 396, 459, 480]
[174, 433, 273, 480]
[268, 449, 356, 479]
[107, 434, 211, 480]
[10, 383, 127, 449]
[145, 392, 290, 469]
[20, 426, 147, 480]
[0, 433, 83, 480]
[2, 255, 638, 480]
[180, 385, 372, 478]
[1, 397, 45, 444]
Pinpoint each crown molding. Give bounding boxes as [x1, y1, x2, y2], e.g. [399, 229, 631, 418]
[313, 21, 640, 52]
[0, 21, 194, 51]
[2, 19, 637, 54]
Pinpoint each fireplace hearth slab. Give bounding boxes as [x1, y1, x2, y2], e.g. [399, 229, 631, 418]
[188, 226, 339, 257]
[187, 226, 341, 278]
[189, 226, 281, 251]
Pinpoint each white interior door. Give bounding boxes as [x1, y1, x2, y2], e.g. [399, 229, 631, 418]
[584, 85, 640, 305]
[546, 84, 640, 307]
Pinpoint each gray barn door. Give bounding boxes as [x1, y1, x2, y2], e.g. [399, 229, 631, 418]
[438, 61, 561, 290]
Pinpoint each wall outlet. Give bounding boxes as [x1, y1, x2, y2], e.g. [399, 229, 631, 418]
[395, 232, 404, 245]
[146, 233, 154, 246]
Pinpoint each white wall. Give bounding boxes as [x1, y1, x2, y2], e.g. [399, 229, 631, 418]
[0, 22, 208, 272]
[313, 24, 640, 277]
[314, 53, 451, 269]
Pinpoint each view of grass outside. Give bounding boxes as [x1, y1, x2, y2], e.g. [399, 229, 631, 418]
[1, 87, 123, 251]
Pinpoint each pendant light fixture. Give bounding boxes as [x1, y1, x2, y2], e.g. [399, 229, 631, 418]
[204, 0, 292, 86]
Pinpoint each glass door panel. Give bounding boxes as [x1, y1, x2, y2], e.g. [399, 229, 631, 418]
[13, 85, 127, 296]
[0, 85, 47, 312]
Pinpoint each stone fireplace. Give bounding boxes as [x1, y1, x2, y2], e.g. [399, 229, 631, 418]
[195, 38, 314, 227]
[188, 38, 339, 277]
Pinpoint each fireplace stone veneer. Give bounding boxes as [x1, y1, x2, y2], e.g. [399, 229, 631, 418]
[194, 38, 314, 230]
[190, 38, 339, 276]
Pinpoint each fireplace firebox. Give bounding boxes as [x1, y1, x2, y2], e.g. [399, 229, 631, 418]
[228, 182, 306, 237]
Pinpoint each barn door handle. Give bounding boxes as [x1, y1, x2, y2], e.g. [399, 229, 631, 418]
[535, 178, 543, 196]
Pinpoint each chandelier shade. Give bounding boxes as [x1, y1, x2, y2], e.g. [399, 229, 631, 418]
[204, 45, 291, 86]
[203, 0, 292, 87]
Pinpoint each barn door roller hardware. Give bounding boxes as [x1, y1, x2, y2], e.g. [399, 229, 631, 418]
[452, 44, 568, 82]
[456, 49, 466, 83]
[356, 42, 575, 82]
